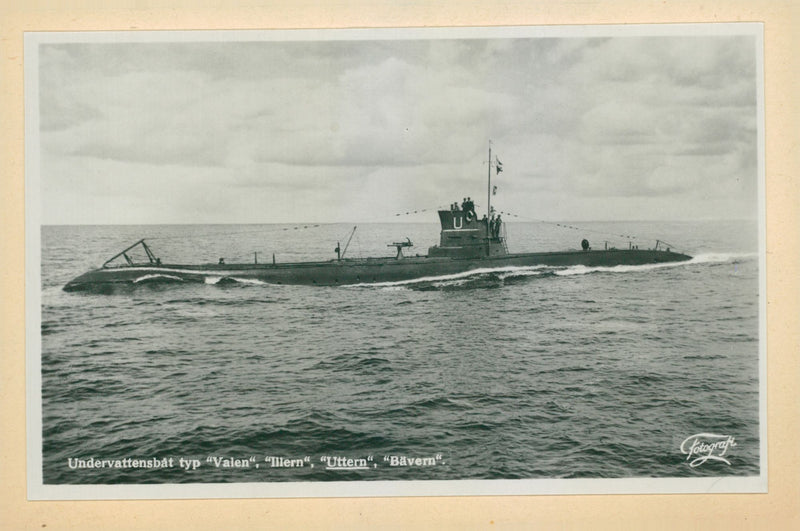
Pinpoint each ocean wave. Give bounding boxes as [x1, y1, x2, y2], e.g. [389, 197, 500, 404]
[132, 273, 185, 284]
[349, 265, 550, 289]
[203, 276, 268, 285]
[688, 252, 758, 264]
[350, 251, 757, 288]
[554, 252, 755, 277]
[227, 277, 268, 285]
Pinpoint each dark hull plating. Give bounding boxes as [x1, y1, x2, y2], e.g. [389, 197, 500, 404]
[64, 248, 692, 291]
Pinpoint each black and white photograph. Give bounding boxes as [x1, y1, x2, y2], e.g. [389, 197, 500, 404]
[25, 24, 765, 499]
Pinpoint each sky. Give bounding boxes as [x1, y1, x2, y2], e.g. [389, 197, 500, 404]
[35, 28, 760, 225]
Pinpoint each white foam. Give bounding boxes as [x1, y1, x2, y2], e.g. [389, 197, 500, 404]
[496, 269, 547, 280]
[132, 274, 185, 284]
[554, 252, 755, 277]
[688, 252, 757, 264]
[350, 265, 550, 288]
[228, 277, 267, 285]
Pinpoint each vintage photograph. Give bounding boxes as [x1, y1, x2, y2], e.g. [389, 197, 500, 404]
[26, 24, 765, 499]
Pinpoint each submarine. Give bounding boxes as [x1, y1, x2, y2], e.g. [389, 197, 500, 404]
[63, 148, 692, 291]
[62, 205, 691, 291]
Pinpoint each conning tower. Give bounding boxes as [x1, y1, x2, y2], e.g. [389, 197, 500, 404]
[427, 208, 508, 258]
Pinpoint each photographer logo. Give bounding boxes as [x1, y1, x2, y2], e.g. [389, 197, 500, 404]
[680, 433, 737, 467]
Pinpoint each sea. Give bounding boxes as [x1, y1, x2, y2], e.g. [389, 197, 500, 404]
[38, 219, 761, 486]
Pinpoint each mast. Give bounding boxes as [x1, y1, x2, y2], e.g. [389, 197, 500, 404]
[487, 142, 492, 222]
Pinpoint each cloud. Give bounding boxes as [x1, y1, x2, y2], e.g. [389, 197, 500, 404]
[37, 32, 759, 224]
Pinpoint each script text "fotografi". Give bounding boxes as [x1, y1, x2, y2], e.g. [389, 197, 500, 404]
[680, 433, 737, 467]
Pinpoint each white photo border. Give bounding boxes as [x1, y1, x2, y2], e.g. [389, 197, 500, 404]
[25, 23, 767, 500]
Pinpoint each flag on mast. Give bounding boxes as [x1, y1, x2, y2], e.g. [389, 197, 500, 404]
[495, 156, 503, 174]
[493, 185, 498, 196]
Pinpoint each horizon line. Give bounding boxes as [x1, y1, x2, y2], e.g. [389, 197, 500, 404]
[41, 217, 759, 227]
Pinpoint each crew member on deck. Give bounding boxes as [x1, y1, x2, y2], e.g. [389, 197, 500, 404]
[494, 215, 502, 238]
[461, 197, 475, 220]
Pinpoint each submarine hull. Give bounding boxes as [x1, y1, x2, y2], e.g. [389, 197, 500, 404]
[63, 248, 692, 292]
